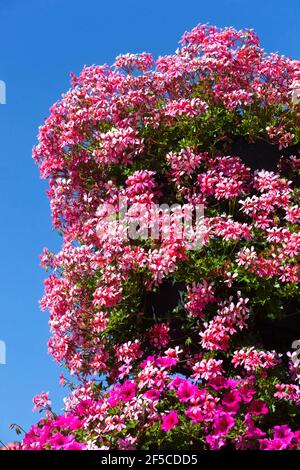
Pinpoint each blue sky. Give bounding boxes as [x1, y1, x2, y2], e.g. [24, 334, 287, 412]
[0, 0, 299, 444]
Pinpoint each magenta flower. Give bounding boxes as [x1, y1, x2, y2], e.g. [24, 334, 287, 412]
[64, 440, 86, 450]
[273, 425, 294, 445]
[119, 380, 136, 402]
[213, 412, 235, 436]
[49, 432, 77, 450]
[208, 376, 226, 390]
[177, 380, 198, 403]
[238, 383, 256, 403]
[144, 389, 160, 401]
[259, 439, 288, 450]
[185, 406, 204, 424]
[244, 414, 266, 439]
[156, 356, 177, 368]
[162, 411, 179, 432]
[52, 415, 82, 430]
[206, 434, 226, 450]
[248, 400, 269, 416]
[168, 375, 185, 390]
[222, 390, 241, 412]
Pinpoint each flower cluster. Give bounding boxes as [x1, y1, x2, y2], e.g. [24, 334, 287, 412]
[21, 352, 300, 450]
[22, 23, 300, 450]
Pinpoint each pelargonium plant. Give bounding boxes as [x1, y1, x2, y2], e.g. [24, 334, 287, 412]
[19, 23, 300, 450]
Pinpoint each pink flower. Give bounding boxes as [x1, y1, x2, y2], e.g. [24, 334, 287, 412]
[149, 323, 170, 348]
[208, 376, 226, 390]
[244, 414, 266, 439]
[222, 390, 241, 412]
[259, 439, 289, 450]
[64, 440, 86, 450]
[213, 412, 235, 435]
[59, 373, 66, 387]
[248, 400, 269, 416]
[232, 347, 280, 371]
[107, 388, 121, 407]
[273, 425, 294, 445]
[119, 380, 136, 402]
[177, 380, 198, 403]
[117, 436, 137, 450]
[164, 98, 208, 118]
[115, 52, 154, 72]
[185, 281, 215, 318]
[32, 392, 51, 412]
[292, 430, 300, 446]
[53, 415, 82, 430]
[191, 358, 223, 381]
[144, 389, 160, 401]
[185, 406, 204, 423]
[156, 356, 177, 368]
[93, 285, 122, 310]
[206, 434, 226, 450]
[161, 411, 179, 432]
[125, 170, 156, 202]
[200, 293, 249, 351]
[164, 346, 183, 358]
[166, 149, 204, 183]
[238, 383, 256, 403]
[168, 375, 185, 390]
[49, 432, 84, 450]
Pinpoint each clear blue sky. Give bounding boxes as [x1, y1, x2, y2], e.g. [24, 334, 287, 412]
[0, 0, 299, 444]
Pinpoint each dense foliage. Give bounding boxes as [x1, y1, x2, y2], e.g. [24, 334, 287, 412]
[21, 24, 300, 450]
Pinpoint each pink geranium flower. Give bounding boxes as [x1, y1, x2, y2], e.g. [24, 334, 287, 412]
[32, 392, 51, 412]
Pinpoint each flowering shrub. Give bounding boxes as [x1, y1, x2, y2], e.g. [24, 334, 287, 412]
[21, 24, 300, 450]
